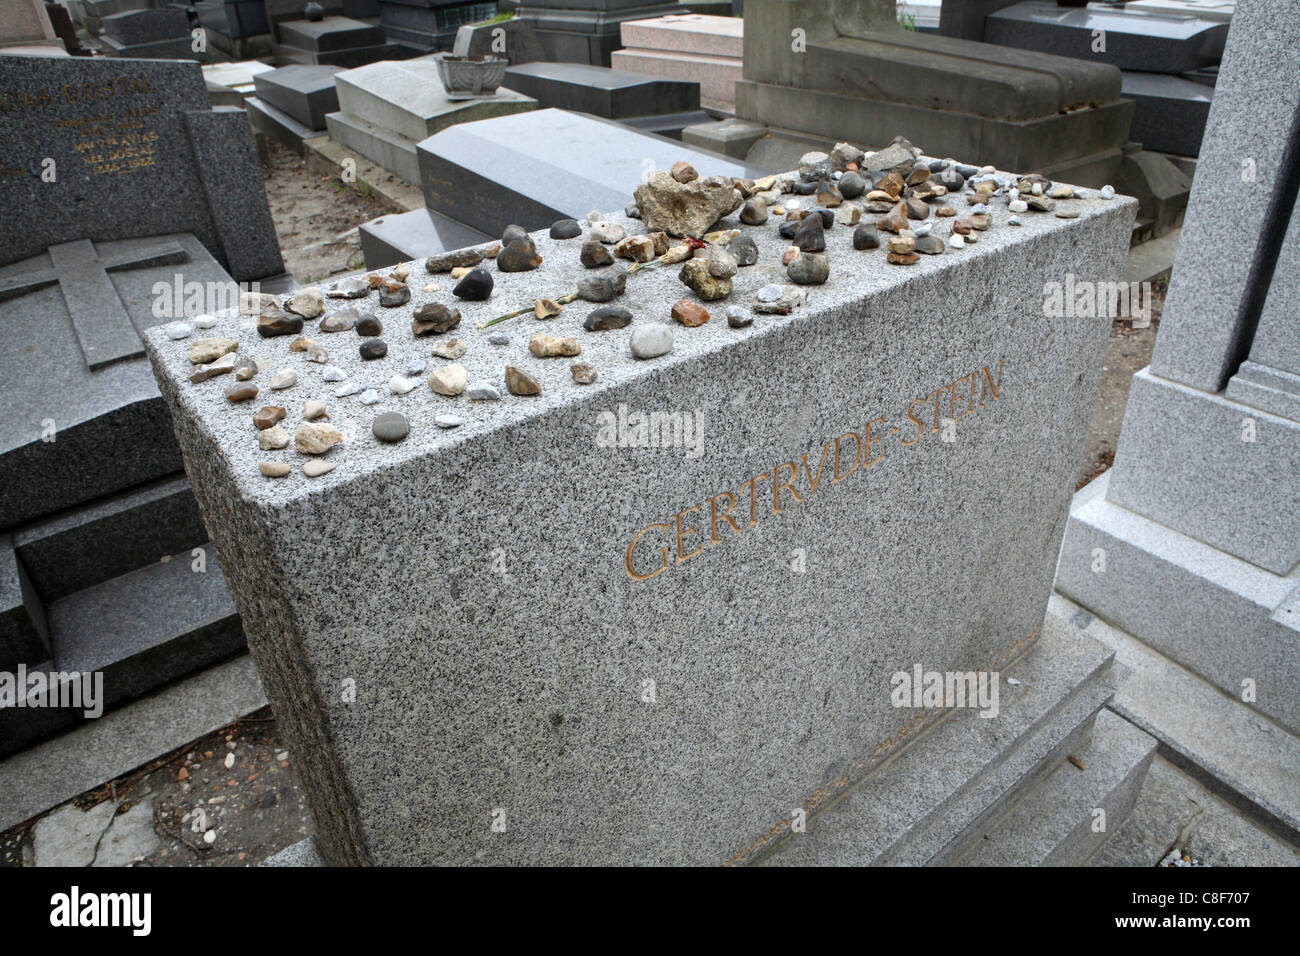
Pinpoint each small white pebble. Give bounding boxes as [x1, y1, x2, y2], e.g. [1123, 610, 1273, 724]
[359, 389, 380, 406]
[322, 366, 346, 382]
[165, 321, 192, 340]
[224, 751, 235, 768]
[203, 829, 216, 845]
[389, 375, 418, 395]
[193, 314, 216, 329]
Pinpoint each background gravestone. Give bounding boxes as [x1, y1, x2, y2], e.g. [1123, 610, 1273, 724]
[1057, 0, 1300, 771]
[514, 0, 681, 66]
[0, 53, 283, 754]
[0, 56, 282, 283]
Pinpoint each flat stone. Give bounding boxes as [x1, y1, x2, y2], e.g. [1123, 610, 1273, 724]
[505, 365, 541, 396]
[434, 415, 462, 429]
[372, 412, 409, 443]
[253, 406, 287, 430]
[467, 382, 500, 401]
[529, 333, 581, 358]
[258, 425, 290, 450]
[584, 306, 633, 332]
[430, 339, 467, 360]
[302, 460, 335, 477]
[259, 461, 292, 477]
[189, 338, 238, 365]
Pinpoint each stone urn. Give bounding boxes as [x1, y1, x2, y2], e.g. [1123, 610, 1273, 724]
[434, 53, 508, 97]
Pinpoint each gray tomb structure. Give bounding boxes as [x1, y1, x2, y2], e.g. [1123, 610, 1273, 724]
[501, 61, 713, 140]
[1055, 0, 1300, 825]
[147, 153, 1140, 865]
[729, 0, 1133, 187]
[0, 56, 283, 283]
[377, 0, 500, 52]
[514, 0, 680, 66]
[413, 108, 765, 240]
[246, 64, 343, 153]
[978, 0, 1228, 158]
[0, 54, 287, 755]
[99, 7, 197, 60]
[325, 56, 536, 187]
[193, 0, 273, 59]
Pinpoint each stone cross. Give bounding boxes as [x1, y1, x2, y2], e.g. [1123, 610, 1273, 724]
[0, 238, 188, 370]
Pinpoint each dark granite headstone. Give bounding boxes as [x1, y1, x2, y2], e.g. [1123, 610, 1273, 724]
[278, 15, 382, 50]
[0, 233, 232, 527]
[452, 15, 548, 64]
[101, 7, 190, 44]
[378, 0, 500, 52]
[1122, 71, 1213, 157]
[253, 64, 342, 129]
[984, 1, 1228, 73]
[514, 0, 680, 66]
[502, 61, 700, 118]
[0, 55, 283, 282]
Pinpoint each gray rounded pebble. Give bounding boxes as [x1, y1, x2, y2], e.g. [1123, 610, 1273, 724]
[435, 415, 463, 429]
[372, 411, 409, 442]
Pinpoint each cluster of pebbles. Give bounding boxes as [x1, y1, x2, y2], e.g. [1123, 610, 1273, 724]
[168, 137, 1112, 481]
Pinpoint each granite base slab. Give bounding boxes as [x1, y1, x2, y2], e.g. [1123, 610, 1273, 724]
[1056, 474, 1300, 736]
[1048, 593, 1300, 844]
[248, 96, 321, 154]
[358, 207, 492, 269]
[956, 708, 1156, 866]
[325, 110, 421, 185]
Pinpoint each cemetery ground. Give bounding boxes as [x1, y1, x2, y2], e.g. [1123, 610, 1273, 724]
[260, 141, 403, 286]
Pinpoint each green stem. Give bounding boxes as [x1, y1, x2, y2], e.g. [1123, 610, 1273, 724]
[476, 260, 661, 329]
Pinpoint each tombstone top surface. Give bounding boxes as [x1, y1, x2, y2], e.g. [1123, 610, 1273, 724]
[991, 0, 1229, 37]
[202, 60, 276, 89]
[417, 110, 761, 232]
[255, 63, 343, 95]
[622, 12, 745, 37]
[335, 57, 535, 139]
[503, 60, 691, 93]
[145, 167, 1135, 511]
[0, 232, 230, 454]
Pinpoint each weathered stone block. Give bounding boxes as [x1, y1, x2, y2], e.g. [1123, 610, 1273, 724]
[146, 171, 1134, 865]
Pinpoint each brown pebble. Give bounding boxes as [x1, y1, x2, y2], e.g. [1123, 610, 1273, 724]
[671, 299, 709, 327]
[505, 365, 541, 396]
[253, 406, 287, 430]
[887, 251, 920, 266]
[570, 362, 598, 385]
[225, 383, 259, 403]
[258, 461, 291, 478]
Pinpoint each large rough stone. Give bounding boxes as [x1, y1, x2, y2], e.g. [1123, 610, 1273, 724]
[633, 169, 743, 239]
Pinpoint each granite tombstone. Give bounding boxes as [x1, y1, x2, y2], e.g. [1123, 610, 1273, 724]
[147, 154, 1138, 865]
[0, 55, 282, 282]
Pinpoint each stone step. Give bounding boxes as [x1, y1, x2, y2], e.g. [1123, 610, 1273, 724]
[956, 709, 1157, 866]
[12, 474, 207, 604]
[0, 549, 244, 758]
[609, 48, 741, 109]
[1049, 591, 1300, 845]
[758, 612, 1120, 865]
[358, 207, 492, 271]
[619, 14, 743, 59]
[326, 110, 421, 186]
